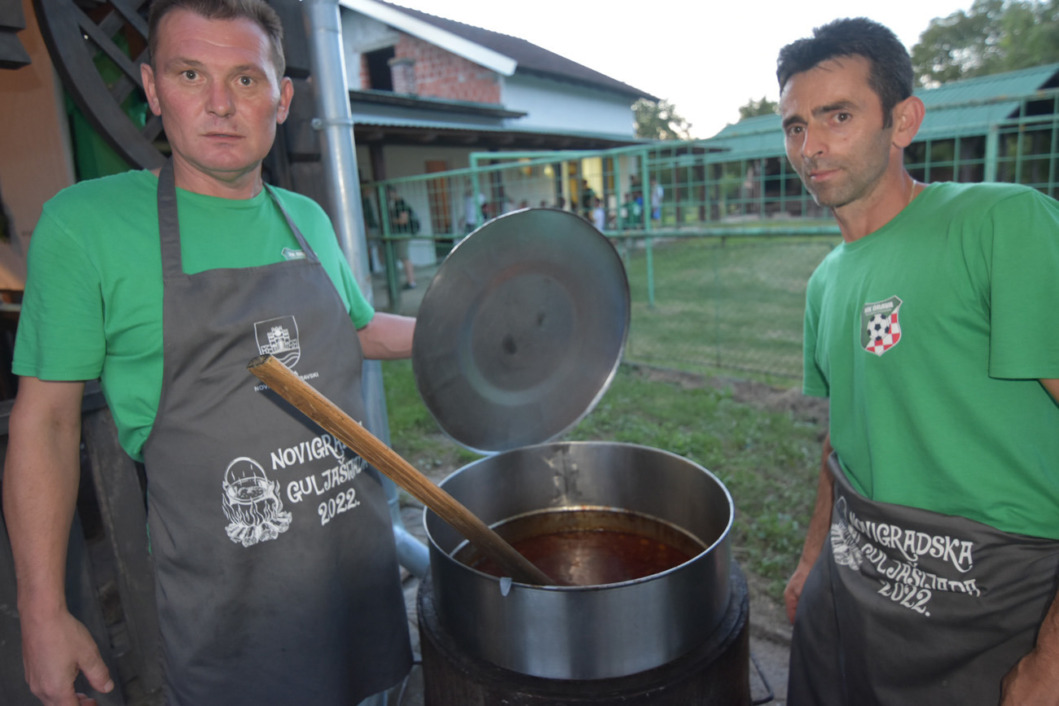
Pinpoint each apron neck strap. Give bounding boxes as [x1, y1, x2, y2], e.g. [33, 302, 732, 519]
[157, 160, 318, 280]
[157, 160, 183, 279]
[264, 183, 317, 261]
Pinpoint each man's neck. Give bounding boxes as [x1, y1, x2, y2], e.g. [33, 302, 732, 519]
[159, 159, 265, 200]
[833, 170, 919, 243]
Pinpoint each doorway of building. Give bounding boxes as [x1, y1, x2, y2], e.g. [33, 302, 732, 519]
[426, 160, 453, 259]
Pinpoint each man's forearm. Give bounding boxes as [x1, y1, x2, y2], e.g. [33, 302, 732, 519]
[1036, 589, 1059, 660]
[799, 434, 835, 567]
[784, 433, 836, 622]
[1001, 585, 1059, 704]
[358, 313, 415, 360]
[5, 381, 115, 704]
[3, 378, 86, 618]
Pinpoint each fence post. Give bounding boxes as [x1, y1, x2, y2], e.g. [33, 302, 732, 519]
[645, 236, 656, 310]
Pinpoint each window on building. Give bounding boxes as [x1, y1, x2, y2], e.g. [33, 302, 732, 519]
[365, 47, 395, 91]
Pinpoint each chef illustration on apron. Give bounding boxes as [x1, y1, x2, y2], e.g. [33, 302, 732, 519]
[141, 161, 412, 705]
[788, 453, 1059, 705]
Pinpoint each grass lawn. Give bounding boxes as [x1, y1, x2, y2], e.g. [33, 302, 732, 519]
[622, 235, 838, 379]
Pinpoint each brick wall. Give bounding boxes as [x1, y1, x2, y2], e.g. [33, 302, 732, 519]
[358, 55, 371, 91]
[393, 34, 500, 104]
[390, 56, 416, 94]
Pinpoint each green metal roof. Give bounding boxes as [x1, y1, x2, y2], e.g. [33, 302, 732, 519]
[916, 61, 1059, 138]
[700, 114, 783, 162]
[700, 62, 1059, 160]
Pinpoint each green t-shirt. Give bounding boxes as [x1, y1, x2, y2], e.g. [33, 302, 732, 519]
[803, 182, 1059, 539]
[13, 169, 375, 461]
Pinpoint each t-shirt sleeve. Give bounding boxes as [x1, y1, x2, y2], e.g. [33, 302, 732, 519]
[12, 207, 106, 381]
[313, 231, 376, 329]
[987, 190, 1059, 380]
[338, 258, 375, 329]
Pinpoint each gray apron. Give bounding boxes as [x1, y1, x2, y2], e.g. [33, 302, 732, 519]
[788, 453, 1059, 705]
[141, 162, 411, 705]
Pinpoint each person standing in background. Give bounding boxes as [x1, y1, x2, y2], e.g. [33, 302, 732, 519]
[650, 176, 663, 222]
[591, 196, 606, 231]
[580, 178, 596, 219]
[386, 185, 419, 289]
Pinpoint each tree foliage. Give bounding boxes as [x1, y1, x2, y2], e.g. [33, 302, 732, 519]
[911, 0, 1059, 86]
[634, 98, 693, 140]
[738, 96, 779, 120]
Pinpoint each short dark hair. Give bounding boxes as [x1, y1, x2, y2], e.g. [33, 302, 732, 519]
[776, 18, 913, 128]
[147, 0, 286, 77]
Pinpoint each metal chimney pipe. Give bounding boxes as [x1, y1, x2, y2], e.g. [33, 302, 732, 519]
[301, 0, 429, 578]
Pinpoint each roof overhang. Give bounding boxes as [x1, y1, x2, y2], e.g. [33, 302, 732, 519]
[339, 0, 517, 76]
[351, 89, 526, 118]
[346, 89, 643, 149]
[352, 120, 645, 151]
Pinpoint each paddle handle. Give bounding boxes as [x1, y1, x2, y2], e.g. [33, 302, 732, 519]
[247, 354, 557, 586]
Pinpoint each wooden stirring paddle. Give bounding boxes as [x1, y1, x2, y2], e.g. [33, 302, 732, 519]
[247, 354, 559, 587]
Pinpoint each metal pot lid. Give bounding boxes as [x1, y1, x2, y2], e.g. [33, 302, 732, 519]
[412, 208, 630, 454]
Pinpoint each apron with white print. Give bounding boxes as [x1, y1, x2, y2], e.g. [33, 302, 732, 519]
[788, 453, 1058, 705]
[141, 162, 411, 705]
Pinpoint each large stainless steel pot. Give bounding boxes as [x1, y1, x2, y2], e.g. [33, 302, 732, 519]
[424, 441, 734, 681]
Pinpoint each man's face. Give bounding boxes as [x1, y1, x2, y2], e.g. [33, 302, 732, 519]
[141, 9, 293, 196]
[779, 55, 894, 211]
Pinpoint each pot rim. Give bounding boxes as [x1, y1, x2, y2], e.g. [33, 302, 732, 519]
[424, 441, 735, 591]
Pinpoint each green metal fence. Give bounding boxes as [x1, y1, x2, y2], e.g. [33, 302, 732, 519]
[365, 152, 840, 378]
[907, 90, 1059, 193]
[365, 97, 1058, 379]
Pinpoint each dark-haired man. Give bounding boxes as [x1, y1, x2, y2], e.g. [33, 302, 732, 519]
[4, 0, 414, 704]
[777, 17, 1059, 706]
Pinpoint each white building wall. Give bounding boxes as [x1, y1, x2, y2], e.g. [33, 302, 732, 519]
[376, 145, 563, 217]
[357, 144, 479, 267]
[341, 12, 400, 89]
[502, 74, 636, 138]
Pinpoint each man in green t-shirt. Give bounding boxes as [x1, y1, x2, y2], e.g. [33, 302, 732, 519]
[777, 18, 1059, 706]
[3, 1, 416, 705]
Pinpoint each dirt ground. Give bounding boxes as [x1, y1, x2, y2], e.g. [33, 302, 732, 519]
[634, 365, 830, 428]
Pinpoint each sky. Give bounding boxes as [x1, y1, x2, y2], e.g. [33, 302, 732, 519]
[388, 0, 976, 138]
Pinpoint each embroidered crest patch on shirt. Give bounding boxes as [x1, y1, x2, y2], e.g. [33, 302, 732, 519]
[861, 296, 903, 356]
